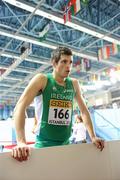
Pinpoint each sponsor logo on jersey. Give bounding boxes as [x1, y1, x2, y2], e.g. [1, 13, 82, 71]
[64, 89, 74, 93]
[53, 86, 57, 91]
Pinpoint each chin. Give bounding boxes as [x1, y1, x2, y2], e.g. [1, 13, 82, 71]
[64, 74, 69, 78]
[61, 72, 70, 78]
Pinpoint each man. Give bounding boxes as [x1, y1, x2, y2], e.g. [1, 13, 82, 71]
[12, 46, 104, 162]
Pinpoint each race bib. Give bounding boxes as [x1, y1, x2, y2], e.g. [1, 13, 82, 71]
[48, 99, 72, 126]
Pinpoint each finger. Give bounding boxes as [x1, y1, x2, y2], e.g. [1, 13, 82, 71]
[17, 149, 27, 162]
[16, 156, 25, 162]
[26, 147, 31, 156]
[18, 147, 22, 158]
[22, 148, 29, 161]
[21, 147, 31, 161]
[18, 148, 27, 161]
[12, 149, 23, 162]
[98, 141, 104, 151]
[94, 141, 101, 149]
[19, 147, 26, 157]
[12, 148, 24, 161]
[23, 147, 31, 158]
[101, 141, 105, 150]
[12, 146, 31, 161]
[12, 148, 18, 158]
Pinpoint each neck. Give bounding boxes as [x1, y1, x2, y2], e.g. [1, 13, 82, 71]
[52, 72, 65, 85]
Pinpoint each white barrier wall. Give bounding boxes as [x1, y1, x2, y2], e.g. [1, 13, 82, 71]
[0, 118, 35, 145]
[0, 140, 120, 180]
[0, 121, 12, 144]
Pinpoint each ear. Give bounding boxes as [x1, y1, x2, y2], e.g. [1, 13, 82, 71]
[52, 59, 57, 68]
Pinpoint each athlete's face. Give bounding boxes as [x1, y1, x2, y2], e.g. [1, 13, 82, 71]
[54, 54, 73, 78]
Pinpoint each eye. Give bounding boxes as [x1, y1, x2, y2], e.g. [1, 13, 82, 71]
[62, 60, 67, 64]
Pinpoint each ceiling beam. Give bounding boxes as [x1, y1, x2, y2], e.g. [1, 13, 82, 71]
[0, 64, 49, 97]
[0, 50, 50, 65]
[0, 28, 118, 66]
[3, 0, 120, 45]
[0, 27, 97, 60]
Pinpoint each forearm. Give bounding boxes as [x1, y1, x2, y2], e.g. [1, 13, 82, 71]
[14, 104, 26, 144]
[16, 129, 26, 145]
[81, 112, 96, 140]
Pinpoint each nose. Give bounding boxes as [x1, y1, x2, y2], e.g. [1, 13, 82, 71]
[67, 63, 72, 70]
[67, 62, 72, 68]
[66, 66, 71, 73]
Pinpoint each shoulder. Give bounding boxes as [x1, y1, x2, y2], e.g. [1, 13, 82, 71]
[70, 77, 80, 88]
[31, 73, 48, 84]
[69, 77, 82, 96]
[30, 73, 48, 90]
[70, 77, 78, 83]
[32, 73, 47, 81]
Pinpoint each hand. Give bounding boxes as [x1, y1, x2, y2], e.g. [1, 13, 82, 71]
[12, 143, 31, 162]
[92, 137, 104, 151]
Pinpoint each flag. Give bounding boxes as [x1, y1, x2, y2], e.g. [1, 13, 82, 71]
[84, 59, 91, 71]
[39, 24, 50, 41]
[98, 48, 103, 61]
[98, 46, 110, 60]
[0, 69, 6, 75]
[103, 46, 110, 59]
[63, 5, 71, 24]
[74, 0, 81, 14]
[80, 58, 86, 72]
[68, 1, 75, 15]
[112, 43, 120, 55]
[68, 0, 81, 15]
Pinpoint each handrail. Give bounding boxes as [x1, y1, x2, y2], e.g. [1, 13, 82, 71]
[94, 110, 120, 131]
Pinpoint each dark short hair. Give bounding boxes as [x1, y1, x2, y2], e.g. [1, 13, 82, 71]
[51, 46, 72, 63]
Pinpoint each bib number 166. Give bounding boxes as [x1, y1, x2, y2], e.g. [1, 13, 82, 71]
[54, 109, 69, 119]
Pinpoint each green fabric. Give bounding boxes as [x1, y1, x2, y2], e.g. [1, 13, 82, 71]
[70, 5, 75, 15]
[35, 136, 70, 148]
[35, 73, 75, 148]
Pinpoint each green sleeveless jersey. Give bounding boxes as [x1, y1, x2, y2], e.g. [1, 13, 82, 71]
[35, 74, 75, 148]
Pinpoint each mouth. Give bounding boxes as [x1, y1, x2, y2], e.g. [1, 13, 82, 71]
[66, 70, 70, 73]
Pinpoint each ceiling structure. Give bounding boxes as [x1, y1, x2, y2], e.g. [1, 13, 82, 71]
[0, 0, 120, 105]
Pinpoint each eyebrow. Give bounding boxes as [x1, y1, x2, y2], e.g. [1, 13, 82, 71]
[61, 59, 73, 63]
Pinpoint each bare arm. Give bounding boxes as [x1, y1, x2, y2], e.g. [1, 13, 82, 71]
[72, 79, 95, 140]
[72, 78, 104, 150]
[12, 73, 47, 161]
[14, 73, 47, 144]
